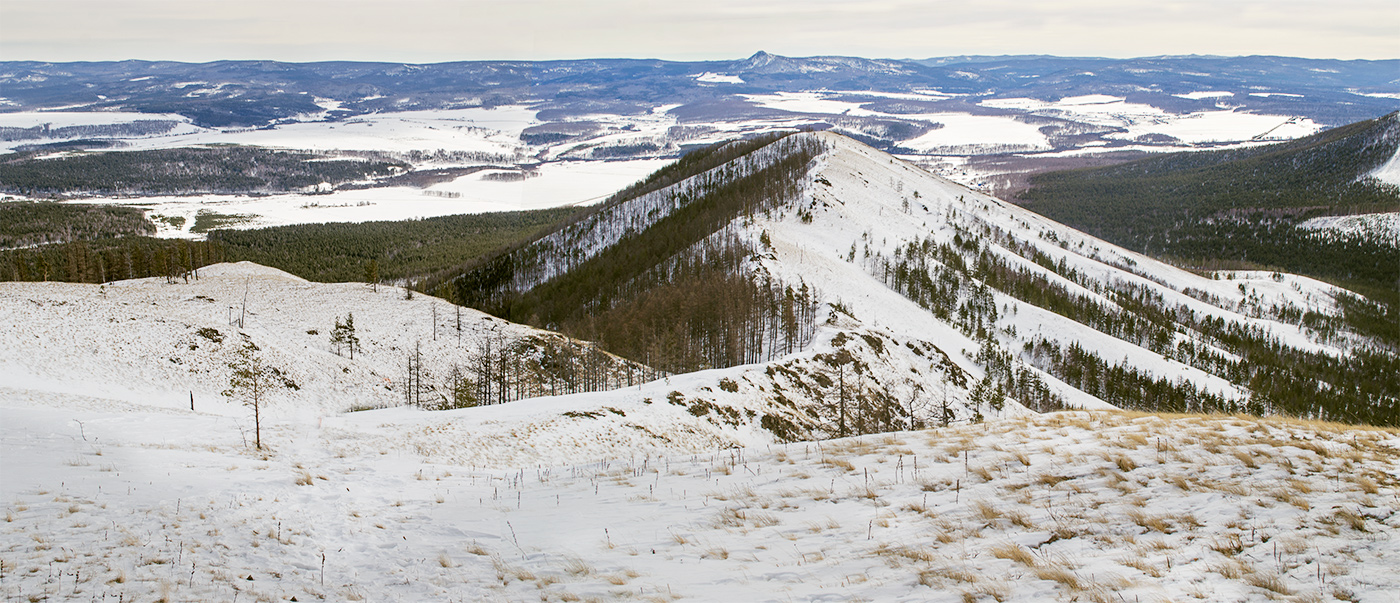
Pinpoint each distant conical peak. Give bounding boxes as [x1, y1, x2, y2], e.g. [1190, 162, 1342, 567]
[741, 51, 780, 68]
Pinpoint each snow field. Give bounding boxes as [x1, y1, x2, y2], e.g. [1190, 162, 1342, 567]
[1298, 212, 1400, 247]
[3, 408, 1396, 602]
[0, 262, 567, 419]
[979, 95, 1323, 144]
[1365, 143, 1400, 188]
[101, 157, 673, 237]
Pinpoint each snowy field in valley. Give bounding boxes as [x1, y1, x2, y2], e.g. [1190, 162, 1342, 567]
[0, 91, 1333, 232]
[89, 158, 673, 237]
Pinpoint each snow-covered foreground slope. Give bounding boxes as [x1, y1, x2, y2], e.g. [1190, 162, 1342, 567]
[4, 405, 1397, 602]
[0, 262, 1001, 466]
[2, 262, 518, 417]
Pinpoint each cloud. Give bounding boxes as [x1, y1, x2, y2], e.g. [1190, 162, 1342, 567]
[1, 0, 1395, 62]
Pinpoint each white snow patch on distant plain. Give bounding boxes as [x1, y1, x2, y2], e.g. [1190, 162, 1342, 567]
[88, 158, 670, 236]
[1111, 111, 1322, 143]
[743, 92, 870, 115]
[1353, 91, 1400, 100]
[119, 106, 539, 155]
[899, 114, 1050, 153]
[694, 72, 744, 84]
[1174, 91, 1234, 99]
[981, 95, 1171, 129]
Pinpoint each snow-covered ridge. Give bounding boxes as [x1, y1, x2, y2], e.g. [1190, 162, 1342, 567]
[749, 133, 1352, 408]
[0, 259, 993, 466]
[481, 133, 821, 294]
[0, 262, 649, 419]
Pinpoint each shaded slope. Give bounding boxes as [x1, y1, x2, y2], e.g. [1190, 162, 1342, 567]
[434, 133, 826, 373]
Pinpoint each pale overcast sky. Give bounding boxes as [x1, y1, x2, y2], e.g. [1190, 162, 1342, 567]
[2, 0, 1396, 63]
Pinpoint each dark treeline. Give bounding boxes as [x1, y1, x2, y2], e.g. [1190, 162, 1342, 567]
[0, 202, 155, 248]
[1, 207, 583, 287]
[1021, 112, 1400, 235]
[439, 133, 825, 374]
[3, 236, 225, 284]
[209, 208, 582, 284]
[0, 147, 407, 195]
[1025, 339, 1233, 414]
[421, 132, 813, 301]
[564, 232, 821, 373]
[0, 120, 181, 142]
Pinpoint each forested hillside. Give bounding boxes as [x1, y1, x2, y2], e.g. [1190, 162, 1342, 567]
[0, 202, 155, 248]
[0, 147, 407, 195]
[445, 132, 1400, 428]
[1018, 112, 1400, 318]
[0, 207, 582, 286]
[436, 133, 826, 373]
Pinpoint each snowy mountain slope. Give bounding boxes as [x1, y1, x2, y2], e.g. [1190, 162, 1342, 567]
[443, 130, 1385, 430]
[771, 134, 1391, 419]
[4, 403, 1397, 602]
[0, 262, 656, 421]
[784, 131, 1352, 350]
[0, 260, 977, 469]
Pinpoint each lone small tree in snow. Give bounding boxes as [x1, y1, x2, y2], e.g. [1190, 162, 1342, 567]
[224, 340, 270, 449]
[330, 313, 360, 359]
[364, 259, 380, 292]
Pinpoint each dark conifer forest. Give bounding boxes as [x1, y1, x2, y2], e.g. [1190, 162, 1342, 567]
[0, 147, 407, 195]
[1019, 112, 1400, 345]
[0, 207, 582, 286]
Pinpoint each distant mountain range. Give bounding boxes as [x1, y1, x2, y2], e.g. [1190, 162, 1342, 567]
[3, 53, 1396, 128]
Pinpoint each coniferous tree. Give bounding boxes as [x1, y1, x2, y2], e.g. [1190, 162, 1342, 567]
[343, 313, 359, 360]
[330, 317, 347, 357]
[364, 259, 379, 292]
[330, 313, 360, 359]
[223, 340, 270, 449]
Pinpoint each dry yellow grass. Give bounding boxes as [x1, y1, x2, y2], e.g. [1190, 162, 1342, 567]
[1034, 565, 1084, 590]
[1244, 571, 1293, 595]
[1119, 556, 1163, 578]
[990, 543, 1037, 567]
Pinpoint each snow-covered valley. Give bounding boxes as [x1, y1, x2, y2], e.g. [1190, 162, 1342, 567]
[0, 88, 1347, 235]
